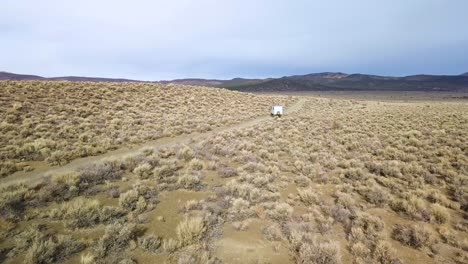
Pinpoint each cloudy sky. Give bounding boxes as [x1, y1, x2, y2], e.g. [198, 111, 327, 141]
[1, 0, 468, 80]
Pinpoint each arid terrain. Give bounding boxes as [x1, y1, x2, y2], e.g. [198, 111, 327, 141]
[0, 81, 467, 264]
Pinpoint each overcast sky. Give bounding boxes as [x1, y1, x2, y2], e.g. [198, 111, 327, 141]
[1, 0, 468, 80]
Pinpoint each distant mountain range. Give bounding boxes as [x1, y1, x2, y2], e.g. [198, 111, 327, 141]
[1, 71, 468, 92]
[0, 71, 140, 83]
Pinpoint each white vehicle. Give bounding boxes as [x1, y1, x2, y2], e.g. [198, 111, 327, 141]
[271, 105, 283, 117]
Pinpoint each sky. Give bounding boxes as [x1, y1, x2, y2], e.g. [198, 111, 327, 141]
[1, 0, 468, 80]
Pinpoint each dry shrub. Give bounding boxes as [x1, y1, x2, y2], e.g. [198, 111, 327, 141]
[358, 185, 390, 207]
[78, 161, 123, 184]
[119, 190, 139, 211]
[174, 248, 218, 264]
[297, 238, 341, 264]
[262, 223, 283, 241]
[267, 202, 293, 221]
[176, 217, 206, 246]
[188, 158, 204, 171]
[373, 240, 401, 264]
[177, 173, 201, 189]
[298, 188, 319, 205]
[430, 204, 450, 224]
[133, 162, 153, 179]
[0, 183, 31, 220]
[162, 238, 180, 253]
[344, 168, 367, 181]
[0, 161, 18, 177]
[50, 198, 124, 228]
[232, 220, 250, 231]
[80, 253, 95, 264]
[218, 164, 238, 178]
[153, 159, 179, 179]
[228, 198, 254, 221]
[350, 242, 370, 258]
[138, 234, 161, 253]
[24, 233, 84, 264]
[0, 218, 15, 238]
[391, 195, 431, 221]
[94, 222, 137, 257]
[392, 224, 437, 249]
[177, 146, 195, 161]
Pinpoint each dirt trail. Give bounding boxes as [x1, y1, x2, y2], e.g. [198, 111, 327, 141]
[0, 99, 306, 188]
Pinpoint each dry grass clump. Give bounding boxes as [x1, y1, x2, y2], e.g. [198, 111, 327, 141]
[177, 172, 202, 190]
[298, 188, 319, 205]
[217, 163, 238, 178]
[118, 182, 158, 212]
[80, 252, 95, 264]
[133, 162, 153, 179]
[373, 240, 401, 264]
[266, 202, 294, 221]
[262, 223, 284, 241]
[297, 239, 341, 264]
[430, 203, 450, 224]
[176, 217, 206, 246]
[390, 195, 432, 221]
[0, 183, 31, 220]
[38, 161, 125, 203]
[288, 231, 341, 264]
[10, 226, 84, 264]
[24, 234, 84, 264]
[228, 198, 254, 221]
[392, 224, 437, 249]
[137, 234, 161, 253]
[49, 198, 124, 228]
[94, 222, 137, 258]
[0, 81, 294, 176]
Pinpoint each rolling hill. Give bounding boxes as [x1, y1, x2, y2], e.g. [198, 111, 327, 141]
[1, 71, 468, 92]
[225, 72, 468, 92]
[0, 71, 140, 82]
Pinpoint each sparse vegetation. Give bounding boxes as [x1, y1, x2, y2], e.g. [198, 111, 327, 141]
[0, 83, 467, 263]
[0, 81, 293, 176]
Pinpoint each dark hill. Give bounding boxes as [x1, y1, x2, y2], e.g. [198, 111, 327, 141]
[227, 73, 468, 92]
[1, 70, 467, 92]
[0, 71, 140, 82]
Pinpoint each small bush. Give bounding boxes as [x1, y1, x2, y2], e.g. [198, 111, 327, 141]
[49, 198, 124, 228]
[133, 163, 153, 179]
[373, 240, 400, 264]
[119, 190, 139, 211]
[392, 224, 437, 249]
[262, 223, 283, 241]
[162, 238, 180, 253]
[297, 239, 340, 264]
[78, 161, 123, 185]
[218, 164, 238, 178]
[138, 234, 161, 253]
[228, 198, 254, 221]
[188, 158, 204, 171]
[80, 253, 95, 264]
[0, 183, 31, 220]
[176, 217, 206, 246]
[298, 188, 318, 205]
[177, 146, 195, 161]
[177, 173, 201, 189]
[94, 222, 137, 257]
[24, 234, 84, 264]
[344, 168, 367, 181]
[267, 203, 293, 221]
[430, 204, 450, 224]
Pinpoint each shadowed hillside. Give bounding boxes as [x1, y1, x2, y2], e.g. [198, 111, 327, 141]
[2, 71, 468, 92]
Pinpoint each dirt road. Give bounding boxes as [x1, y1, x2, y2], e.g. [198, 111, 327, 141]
[0, 99, 306, 188]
